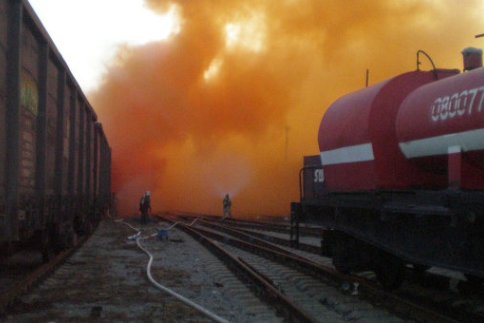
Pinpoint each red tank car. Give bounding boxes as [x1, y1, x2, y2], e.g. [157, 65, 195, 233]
[292, 49, 484, 290]
[318, 69, 458, 192]
[397, 67, 484, 189]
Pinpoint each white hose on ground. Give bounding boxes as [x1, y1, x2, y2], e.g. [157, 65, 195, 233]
[135, 237, 229, 323]
[118, 219, 228, 323]
[187, 218, 200, 226]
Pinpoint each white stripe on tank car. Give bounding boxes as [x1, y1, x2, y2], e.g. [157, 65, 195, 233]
[399, 127, 484, 158]
[320, 143, 374, 166]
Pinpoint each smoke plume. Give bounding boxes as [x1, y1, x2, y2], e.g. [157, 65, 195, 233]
[90, 0, 484, 217]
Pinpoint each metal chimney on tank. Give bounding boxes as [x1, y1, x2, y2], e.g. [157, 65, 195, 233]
[462, 47, 483, 71]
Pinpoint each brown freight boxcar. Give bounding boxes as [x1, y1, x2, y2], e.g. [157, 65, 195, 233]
[0, 0, 112, 260]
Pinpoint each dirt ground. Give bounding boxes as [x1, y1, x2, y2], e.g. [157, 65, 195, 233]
[4, 217, 281, 322]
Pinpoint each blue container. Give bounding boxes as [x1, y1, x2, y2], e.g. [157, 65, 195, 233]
[158, 229, 169, 240]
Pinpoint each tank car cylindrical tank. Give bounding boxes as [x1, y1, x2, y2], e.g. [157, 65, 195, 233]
[397, 67, 484, 189]
[318, 69, 458, 192]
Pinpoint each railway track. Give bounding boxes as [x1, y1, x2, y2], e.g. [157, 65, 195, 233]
[201, 217, 323, 255]
[162, 214, 484, 322]
[183, 213, 322, 237]
[202, 216, 484, 293]
[180, 224, 316, 322]
[0, 234, 90, 316]
[6, 214, 482, 321]
[160, 215, 456, 322]
[170, 223, 398, 321]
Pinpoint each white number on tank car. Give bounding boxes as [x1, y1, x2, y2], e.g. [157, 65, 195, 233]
[314, 169, 324, 183]
[431, 86, 484, 122]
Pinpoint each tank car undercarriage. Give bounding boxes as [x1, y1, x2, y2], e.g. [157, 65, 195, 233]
[291, 189, 484, 290]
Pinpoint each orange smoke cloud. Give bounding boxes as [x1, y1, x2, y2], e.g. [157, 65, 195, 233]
[90, 0, 484, 217]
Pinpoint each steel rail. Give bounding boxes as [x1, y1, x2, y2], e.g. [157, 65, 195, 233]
[219, 217, 323, 237]
[159, 214, 461, 323]
[204, 219, 484, 323]
[177, 223, 318, 323]
[202, 219, 479, 294]
[201, 219, 322, 254]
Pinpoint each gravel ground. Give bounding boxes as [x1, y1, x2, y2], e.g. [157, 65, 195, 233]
[5, 218, 281, 322]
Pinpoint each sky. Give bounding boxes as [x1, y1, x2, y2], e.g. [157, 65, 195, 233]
[29, 0, 181, 92]
[28, 0, 484, 217]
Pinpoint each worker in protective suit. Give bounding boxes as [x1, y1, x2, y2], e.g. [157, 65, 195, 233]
[223, 194, 232, 219]
[139, 191, 151, 224]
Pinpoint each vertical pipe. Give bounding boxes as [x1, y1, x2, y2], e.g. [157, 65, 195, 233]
[54, 69, 65, 223]
[105, 138, 109, 208]
[77, 103, 84, 196]
[67, 90, 77, 194]
[98, 134, 103, 204]
[36, 40, 48, 229]
[93, 124, 99, 199]
[108, 146, 112, 200]
[85, 114, 91, 199]
[5, 0, 23, 240]
[92, 123, 99, 219]
[54, 69, 65, 195]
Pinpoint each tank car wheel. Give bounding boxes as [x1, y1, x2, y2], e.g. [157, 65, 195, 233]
[374, 254, 405, 290]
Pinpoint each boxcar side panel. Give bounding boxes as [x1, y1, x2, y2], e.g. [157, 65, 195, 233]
[62, 84, 70, 194]
[77, 102, 85, 195]
[1, 0, 111, 248]
[94, 124, 101, 199]
[67, 88, 77, 194]
[53, 65, 65, 198]
[86, 118, 94, 199]
[19, 22, 39, 195]
[45, 58, 58, 194]
[72, 93, 82, 194]
[0, 0, 7, 206]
